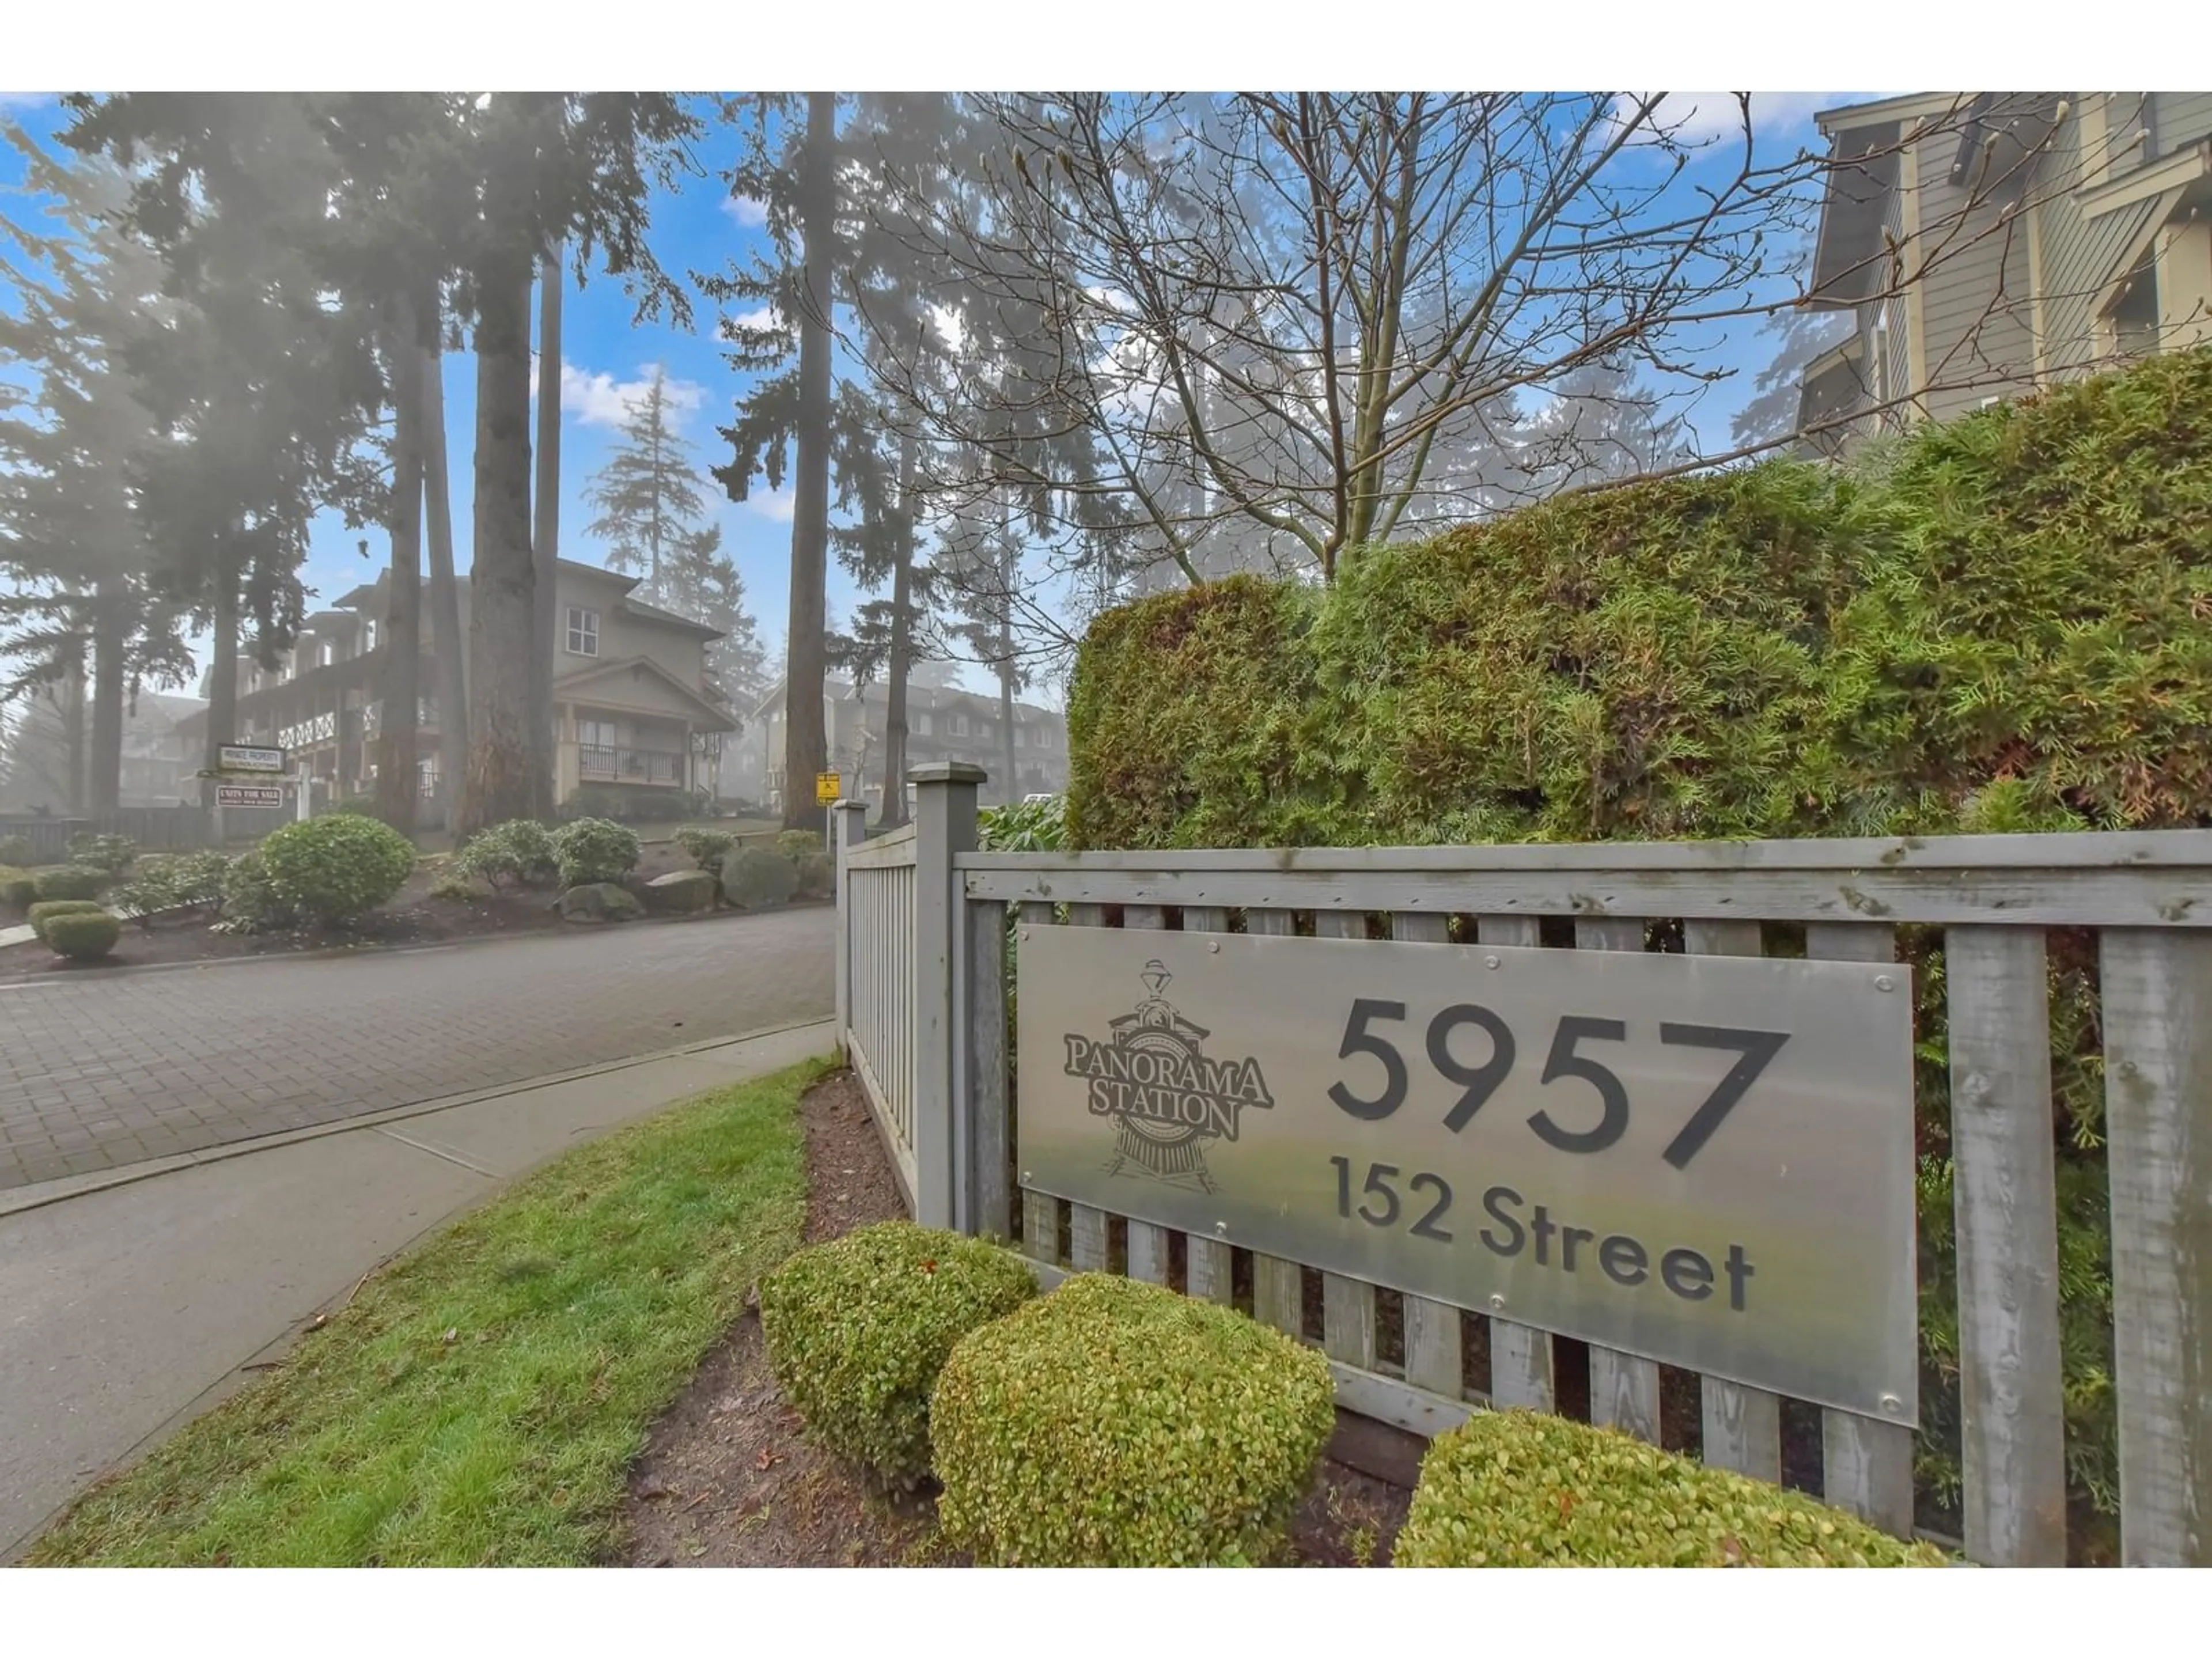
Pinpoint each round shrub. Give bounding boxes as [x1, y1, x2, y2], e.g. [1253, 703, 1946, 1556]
[28, 899, 107, 942]
[31, 865, 106, 903]
[789, 849, 833, 899]
[453, 818, 560, 889]
[0, 834, 34, 866]
[550, 816, 640, 888]
[672, 827, 734, 870]
[256, 812, 416, 927]
[722, 845, 798, 908]
[931, 1272, 1337, 1565]
[44, 909, 121, 961]
[759, 1221, 1037, 1487]
[0, 866, 33, 910]
[1395, 1410, 1946, 1567]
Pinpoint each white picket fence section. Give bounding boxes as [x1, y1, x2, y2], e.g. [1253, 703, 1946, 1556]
[834, 763, 2212, 1569]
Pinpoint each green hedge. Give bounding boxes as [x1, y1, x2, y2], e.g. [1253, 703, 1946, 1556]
[1062, 347, 2212, 1553]
[722, 846, 797, 909]
[44, 909, 121, 960]
[30, 865, 107, 903]
[258, 814, 417, 927]
[28, 899, 107, 942]
[1, 865, 37, 910]
[931, 1273, 1336, 1565]
[757, 1221, 1036, 1486]
[1396, 1411, 1946, 1567]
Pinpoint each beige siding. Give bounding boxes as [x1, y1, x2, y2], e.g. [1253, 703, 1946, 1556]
[1910, 125, 2040, 421]
[2154, 92, 2212, 153]
[551, 573, 710, 695]
[2034, 100, 2162, 378]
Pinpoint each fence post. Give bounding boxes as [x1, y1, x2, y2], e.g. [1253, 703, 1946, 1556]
[910, 762, 983, 1231]
[831, 798, 869, 1063]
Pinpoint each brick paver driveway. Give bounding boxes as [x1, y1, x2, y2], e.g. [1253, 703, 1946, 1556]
[0, 908, 832, 1192]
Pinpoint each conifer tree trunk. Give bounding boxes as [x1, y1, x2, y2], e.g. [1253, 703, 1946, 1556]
[88, 578, 126, 813]
[423, 328, 468, 828]
[532, 244, 563, 819]
[203, 562, 239, 813]
[375, 302, 426, 831]
[782, 90, 836, 834]
[458, 251, 540, 838]
[879, 431, 918, 828]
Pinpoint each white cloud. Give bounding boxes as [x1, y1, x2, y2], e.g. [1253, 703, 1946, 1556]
[725, 305, 779, 334]
[721, 194, 769, 229]
[744, 488, 796, 524]
[527, 359, 709, 429]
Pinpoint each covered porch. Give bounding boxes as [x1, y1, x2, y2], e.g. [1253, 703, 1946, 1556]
[552, 656, 736, 806]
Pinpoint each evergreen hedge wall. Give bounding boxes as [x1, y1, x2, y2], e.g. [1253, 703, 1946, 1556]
[1062, 346, 2212, 1557]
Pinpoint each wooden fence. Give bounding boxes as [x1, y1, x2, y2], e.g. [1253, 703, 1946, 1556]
[834, 764, 2212, 1569]
[0, 807, 218, 861]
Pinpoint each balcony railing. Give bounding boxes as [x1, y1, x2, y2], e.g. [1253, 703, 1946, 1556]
[577, 743, 685, 786]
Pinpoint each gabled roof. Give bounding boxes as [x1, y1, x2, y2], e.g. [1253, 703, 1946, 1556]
[1806, 125, 1903, 310]
[552, 654, 737, 732]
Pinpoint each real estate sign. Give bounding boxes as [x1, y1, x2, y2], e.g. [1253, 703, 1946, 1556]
[1016, 926, 1919, 1422]
[215, 783, 286, 809]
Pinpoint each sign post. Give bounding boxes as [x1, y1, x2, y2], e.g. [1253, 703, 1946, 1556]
[1017, 926, 1920, 1423]
[202, 743, 290, 842]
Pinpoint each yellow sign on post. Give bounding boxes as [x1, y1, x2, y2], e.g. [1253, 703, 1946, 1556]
[815, 772, 842, 805]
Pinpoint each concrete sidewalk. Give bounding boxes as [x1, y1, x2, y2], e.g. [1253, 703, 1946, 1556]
[0, 1016, 836, 1562]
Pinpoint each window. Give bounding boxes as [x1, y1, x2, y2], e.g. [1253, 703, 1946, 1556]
[949, 713, 968, 737]
[566, 606, 600, 656]
[1014, 725, 1028, 748]
[2110, 260, 2160, 357]
[914, 712, 934, 736]
[364, 619, 377, 652]
[577, 718, 620, 748]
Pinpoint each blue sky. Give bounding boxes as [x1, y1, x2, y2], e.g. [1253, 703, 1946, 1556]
[0, 90, 1870, 705]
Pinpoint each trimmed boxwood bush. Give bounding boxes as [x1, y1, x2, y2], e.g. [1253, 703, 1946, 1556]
[550, 816, 640, 888]
[31, 865, 107, 903]
[930, 1272, 1336, 1565]
[0, 866, 33, 910]
[722, 845, 798, 908]
[1396, 1411, 1946, 1567]
[758, 1221, 1037, 1486]
[28, 899, 107, 942]
[256, 813, 416, 927]
[453, 819, 560, 889]
[672, 827, 734, 870]
[0, 834, 34, 866]
[44, 909, 122, 961]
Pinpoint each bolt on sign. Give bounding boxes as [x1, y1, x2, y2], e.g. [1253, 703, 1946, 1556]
[1016, 927, 1919, 1422]
[816, 772, 842, 805]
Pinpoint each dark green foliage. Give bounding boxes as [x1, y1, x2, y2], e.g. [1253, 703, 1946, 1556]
[931, 1274, 1336, 1565]
[31, 865, 106, 902]
[549, 817, 640, 888]
[66, 831, 137, 873]
[1396, 1411, 1945, 1567]
[44, 908, 121, 960]
[453, 819, 560, 890]
[672, 827, 734, 870]
[1063, 348, 2212, 1548]
[0, 834, 36, 865]
[110, 851, 231, 925]
[218, 850, 291, 933]
[28, 898, 107, 941]
[722, 846, 798, 909]
[256, 813, 417, 927]
[0, 866, 35, 909]
[757, 1221, 1037, 1486]
[977, 793, 1066, 852]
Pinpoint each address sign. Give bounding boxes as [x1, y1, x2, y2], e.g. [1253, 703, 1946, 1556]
[1016, 927, 1919, 1423]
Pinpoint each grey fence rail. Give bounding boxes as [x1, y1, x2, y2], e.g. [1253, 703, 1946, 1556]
[835, 766, 2212, 1569]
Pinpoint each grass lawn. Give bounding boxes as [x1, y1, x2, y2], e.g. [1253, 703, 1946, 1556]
[26, 1058, 825, 1567]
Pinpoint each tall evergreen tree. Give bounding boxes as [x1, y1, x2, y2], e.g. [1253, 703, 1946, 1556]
[585, 368, 706, 588]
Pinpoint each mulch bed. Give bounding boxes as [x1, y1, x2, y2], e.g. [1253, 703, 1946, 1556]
[623, 1067, 1416, 1568]
[0, 839, 799, 986]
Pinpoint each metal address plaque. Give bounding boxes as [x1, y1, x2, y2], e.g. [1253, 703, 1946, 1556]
[1016, 927, 1919, 1423]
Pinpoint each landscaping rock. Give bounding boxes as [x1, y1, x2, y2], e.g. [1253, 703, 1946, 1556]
[642, 869, 719, 915]
[558, 882, 645, 924]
